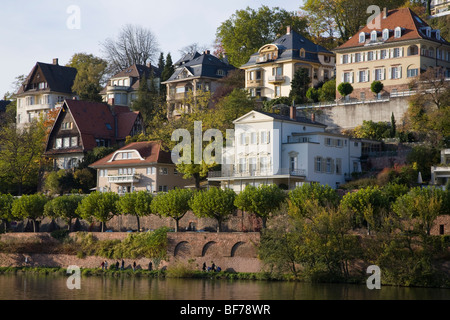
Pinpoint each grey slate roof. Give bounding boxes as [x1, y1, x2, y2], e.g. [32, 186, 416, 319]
[257, 110, 326, 127]
[17, 62, 77, 95]
[165, 52, 235, 82]
[241, 30, 333, 68]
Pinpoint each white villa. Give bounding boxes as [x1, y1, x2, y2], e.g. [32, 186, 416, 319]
[208, 107, 362, 192]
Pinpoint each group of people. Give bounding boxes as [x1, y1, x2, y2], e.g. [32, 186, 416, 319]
[202, 261, 221, 272]
[100, 260, 153, 272]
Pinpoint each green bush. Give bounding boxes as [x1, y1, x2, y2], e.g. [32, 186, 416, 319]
[50, 229, 70, 241]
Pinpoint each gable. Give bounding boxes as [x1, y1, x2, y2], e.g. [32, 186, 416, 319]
[233, 111, 275, 124]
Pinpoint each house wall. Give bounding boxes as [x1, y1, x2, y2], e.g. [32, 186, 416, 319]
[335, 41, 450, 99]
[97, 164, 193, 194]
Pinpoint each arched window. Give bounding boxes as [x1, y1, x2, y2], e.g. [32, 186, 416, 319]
[382, 29, 389, 40]
[408, 45, 418, 56]
[421, 45, 428, 56]
[370, 30, 377, 41]
[359, 32, 365, 43]
[394, 27, 402, 38]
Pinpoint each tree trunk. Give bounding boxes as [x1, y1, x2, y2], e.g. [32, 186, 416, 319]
[136, 214, 141, 232]
[175, 218, 180, 232]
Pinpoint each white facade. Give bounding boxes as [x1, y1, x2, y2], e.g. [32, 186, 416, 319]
[209, 109, 362, 192]
[16, 94, 72, 127]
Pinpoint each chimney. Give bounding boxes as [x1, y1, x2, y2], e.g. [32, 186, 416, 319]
[287, 25, 291, 35]
[146, 62, 152, 68]
[108, 98, 115, 106]
[204, 50, 211, 55]
[53, 58, 59, 65]
[311, 113, 316, 123]
[383, 7, 387, 19]
[290, 105, 296, 120]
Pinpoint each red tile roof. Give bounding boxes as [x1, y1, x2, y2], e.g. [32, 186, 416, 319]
[89, 141, 173, 168]
[335, 8, 449, 51]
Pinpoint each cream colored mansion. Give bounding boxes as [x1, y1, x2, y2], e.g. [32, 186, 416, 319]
[334, 8, 450, 100]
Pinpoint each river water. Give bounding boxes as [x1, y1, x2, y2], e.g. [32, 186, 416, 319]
[0, 274, 449, 300]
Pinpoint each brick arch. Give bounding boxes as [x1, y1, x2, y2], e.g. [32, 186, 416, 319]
[174, 241, 192, 258]
[201, 241, 218, 257]
[230, 241, 246, 257]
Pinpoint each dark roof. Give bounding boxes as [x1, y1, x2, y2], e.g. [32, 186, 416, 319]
[111, 63, 161, 79]
[257, 110, 327, 127]
[17, 62, 77, 95]
[165, 52, 235, 82]
[0, 100, 11, 113]
[335, 8, 450, 51]
[174, 52, 201, 67]
[241, 30, 333, 67]
[89, 141, 173, 168]
[45, 100, 141, 154]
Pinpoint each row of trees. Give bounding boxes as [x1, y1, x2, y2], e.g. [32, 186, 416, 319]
[1, 182, 449, 235]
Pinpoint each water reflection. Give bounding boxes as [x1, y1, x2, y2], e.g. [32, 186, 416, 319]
[0, 274, 448, 300]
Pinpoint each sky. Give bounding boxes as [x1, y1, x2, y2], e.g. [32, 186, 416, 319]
[0, 0, 303, 97]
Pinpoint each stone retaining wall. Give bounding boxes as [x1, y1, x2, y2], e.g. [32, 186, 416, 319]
[0, 232, 263, 273]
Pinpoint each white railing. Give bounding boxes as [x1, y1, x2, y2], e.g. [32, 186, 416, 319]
[108, 174, 141, 183]
[208, 168, 306, 178]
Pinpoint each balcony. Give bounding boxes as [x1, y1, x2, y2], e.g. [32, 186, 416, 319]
[106, 85, 129, 92]
[208, 168, 306, 179]
[247, 79, 263, 88]
[268, 75, 285, 84]
[108, 174, 141, 184]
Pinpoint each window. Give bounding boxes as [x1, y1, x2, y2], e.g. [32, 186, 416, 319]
[217, 69, 225, 76]
[382, 29, 389, 40]
[71, 136, 78, 147]
[249, 157, 257, 174]
[358, 70, 368, 82]
[255, 70, 262, 80]
[374, 68, 385, 81]
[359, 32, 365, 43]
[275, 86, 281, 97]
[56, 138, 62, 149]
[440, 225, 445, 235]
[147, 167, 157, 175]
[407, 68, 419, 78]
[370, 31, 377, 41]
[315, 157, 322, 173]
[63, 137, 70, 148]
[260, 157, 269, 172]
[159, 168, 168, 175]
[238, 158, 246, 173]
[336, 158, 342, 175]
[251, 132, 257, 145]
[159, 186, 168, 192]
[325, 138, 332, 146]
[394, 27, 402, 38]
[355, 53, 362, 62]
[240, 133, 247, 145]
[326, 158, 332, 174]
[367, 51, 374, 61]
[393, 48, 401, 58]
[260, 131, 269, 144]
[360, 92, 366, 100]
[146, 185, 153, 193]
[343, 72, 353, 83]
[380, 49, 387, 59]
[390, 66, 402, 79]
[342, 55, 349, 64]
[300, 49, 305, 58]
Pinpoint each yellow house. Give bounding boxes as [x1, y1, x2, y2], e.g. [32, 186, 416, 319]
[334, 8, 450, 100]
[240, 27, 336, 101]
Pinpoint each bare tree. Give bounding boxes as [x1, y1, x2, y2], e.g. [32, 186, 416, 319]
[101, 24, 160, 75]
[178, 43, 209, 57]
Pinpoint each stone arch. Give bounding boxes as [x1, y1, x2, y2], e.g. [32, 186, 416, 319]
[230, 242, 246, 257]
[174, 241, 192, 258]
[201, 241, 217, 257]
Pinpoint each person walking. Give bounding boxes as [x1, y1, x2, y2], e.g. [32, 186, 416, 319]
[133, 261, 136, 271]
[101, 261, 105, 270]
[121, 259, 125, 271]
[148, 262, 153, 271]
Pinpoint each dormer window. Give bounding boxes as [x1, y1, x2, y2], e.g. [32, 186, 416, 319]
[436, 30, 441, 40]
[370, 31, 377, 42]
[426, 27, 431, 38]
[300, 48, 305, 58]
[382, 29, 389, 41]
[394, 27, 402, 38]
[359, 32, 365, 43]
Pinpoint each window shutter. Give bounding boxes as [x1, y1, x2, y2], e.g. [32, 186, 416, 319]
[388, 68, 392, 79]
[321, 158, 326, 173]
[351, 72, 354, 83]
[400, 47, 404, 57]
[314, 157, 318, 172]
[366, 70, 370, 82]
[341, 73, 345, 83]
[382, 68, 386, 80]
[340, 55, 343, 64]
[331, 159, 335, 174]
[399, 66, 402, 79]
[356, 71, 360, 83]
[373, 69, 376, 81]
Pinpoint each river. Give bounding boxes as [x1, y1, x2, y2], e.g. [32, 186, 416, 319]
[0, 273, 449, 300]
